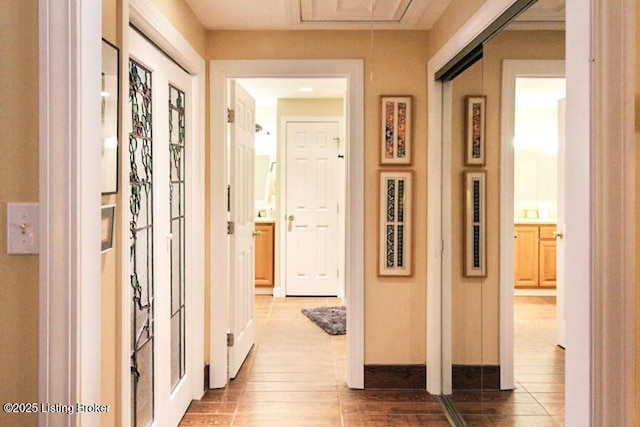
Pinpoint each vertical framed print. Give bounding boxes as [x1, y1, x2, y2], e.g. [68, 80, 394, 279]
[465, 95, 486, 166]
[464, 171, 486, 277]
[378, 171, 413, 276]
[380, 96, 412, 165]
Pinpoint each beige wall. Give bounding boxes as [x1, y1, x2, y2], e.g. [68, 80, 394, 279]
[0, 1, 39, 426]
[450, 30, 565, 365]
[277, 98, 344, 118]
[208, 31, 430, 364]
[150, 0, 206, 57]
[636, 2, 640, 422]
[429, 0, 488, 58]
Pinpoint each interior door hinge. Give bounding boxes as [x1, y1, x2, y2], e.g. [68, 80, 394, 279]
[227, 221, 235, 235]
[227, 108, 235, 123]
[227, 333, 234, 347]
[227, 185, 231, 212]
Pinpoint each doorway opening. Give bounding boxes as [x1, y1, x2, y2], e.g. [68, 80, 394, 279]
[498, 60, 566, 390]
[236, 77, 348, 299]
[209, 59, 364, 390]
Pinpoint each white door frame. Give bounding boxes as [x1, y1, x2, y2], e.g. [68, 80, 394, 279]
[426, 0, 635, 425]
[122, 0, 206, 424]
[210, 59, 364, 389]
[39, 1, 102, 424]
[498, 59, 565, 390]
[278, 115, 345, 298]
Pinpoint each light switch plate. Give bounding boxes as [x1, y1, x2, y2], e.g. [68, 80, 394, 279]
[7, 203, 39, 255]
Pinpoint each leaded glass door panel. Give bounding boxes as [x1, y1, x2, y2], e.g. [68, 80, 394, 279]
[128, 28, 192, 427]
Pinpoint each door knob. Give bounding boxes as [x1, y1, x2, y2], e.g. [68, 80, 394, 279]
[553, 230, 564, 239]
[288, 214, 295, 221]
[253, 230, 262, 238]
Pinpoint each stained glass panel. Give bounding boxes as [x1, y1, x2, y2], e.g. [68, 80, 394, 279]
[129, 58, 154, 427]
[169, 84, 186, 390]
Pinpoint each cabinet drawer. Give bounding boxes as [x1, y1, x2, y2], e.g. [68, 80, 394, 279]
[539, 225, 556, 240]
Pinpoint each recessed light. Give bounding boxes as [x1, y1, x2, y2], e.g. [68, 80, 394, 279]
[299, 87, 313, 93]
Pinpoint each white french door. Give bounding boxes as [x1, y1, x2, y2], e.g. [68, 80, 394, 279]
[285, 120, 340, 296]
[127, 28, 193, 427]
[228, 81, 256, 378]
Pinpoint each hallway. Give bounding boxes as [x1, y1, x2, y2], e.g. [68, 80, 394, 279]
[180, 296, 451, 426]
[180, 296, 564, 426]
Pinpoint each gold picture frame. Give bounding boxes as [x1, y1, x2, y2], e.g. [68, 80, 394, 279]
[380, 95, 412, 165]
[465, 95, 486, 166]
[378, 170, 413, 277]
[463, 171, 486, 277]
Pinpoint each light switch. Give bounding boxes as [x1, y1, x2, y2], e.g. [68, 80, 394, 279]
[7, 203, 39, 255]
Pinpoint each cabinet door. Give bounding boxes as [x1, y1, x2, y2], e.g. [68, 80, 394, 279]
[254, 223, 274, 287]
[514, 225, 539, 287]
[539, 239, 557, 287]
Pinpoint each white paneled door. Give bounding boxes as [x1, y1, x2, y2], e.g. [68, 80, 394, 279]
[228, 81, 256, 378]
[128, 29, 193, 427]
[285, 121, 340, 296]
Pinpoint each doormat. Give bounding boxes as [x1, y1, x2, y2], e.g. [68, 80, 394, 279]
[301, 306, 346, 335]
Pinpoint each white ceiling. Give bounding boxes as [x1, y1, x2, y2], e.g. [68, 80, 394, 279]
[185, 0, 565, 30]
[185, 0, 564, 31]
[185, 0, 452, 30]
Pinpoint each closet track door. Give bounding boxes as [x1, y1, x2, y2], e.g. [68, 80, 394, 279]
[128, 28, 193, 427]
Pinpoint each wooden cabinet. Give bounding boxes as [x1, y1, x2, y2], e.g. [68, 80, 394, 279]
[538, 225, 557, 288]
[254, 222, 274, 287]
[514, 224, 556, 288]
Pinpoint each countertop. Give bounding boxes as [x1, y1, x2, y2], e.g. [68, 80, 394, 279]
[514, 218, 557, 225]
[255, 217, 276, 224]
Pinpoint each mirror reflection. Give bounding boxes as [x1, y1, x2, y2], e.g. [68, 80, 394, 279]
[446, 0, 566, 424]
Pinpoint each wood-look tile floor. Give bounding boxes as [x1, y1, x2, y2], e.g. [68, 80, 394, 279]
[452, 296, 565, 427]
[180, 296, 451, 426]
[181, 295, 564, 426]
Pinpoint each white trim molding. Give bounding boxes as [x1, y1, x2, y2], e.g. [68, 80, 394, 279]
[39, 0, 102, 425]
[210, 59, 364, 389]
[591, 0, 636, 424]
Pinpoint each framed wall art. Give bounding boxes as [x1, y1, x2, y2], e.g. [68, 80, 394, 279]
[465, 95, 486, 166]
[380, 95, 412, 165]
[378, 171, 413, 276]
[101, 39, 120, 194]
[101, 204, 116, 253]
[463, 171, 486, 277]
